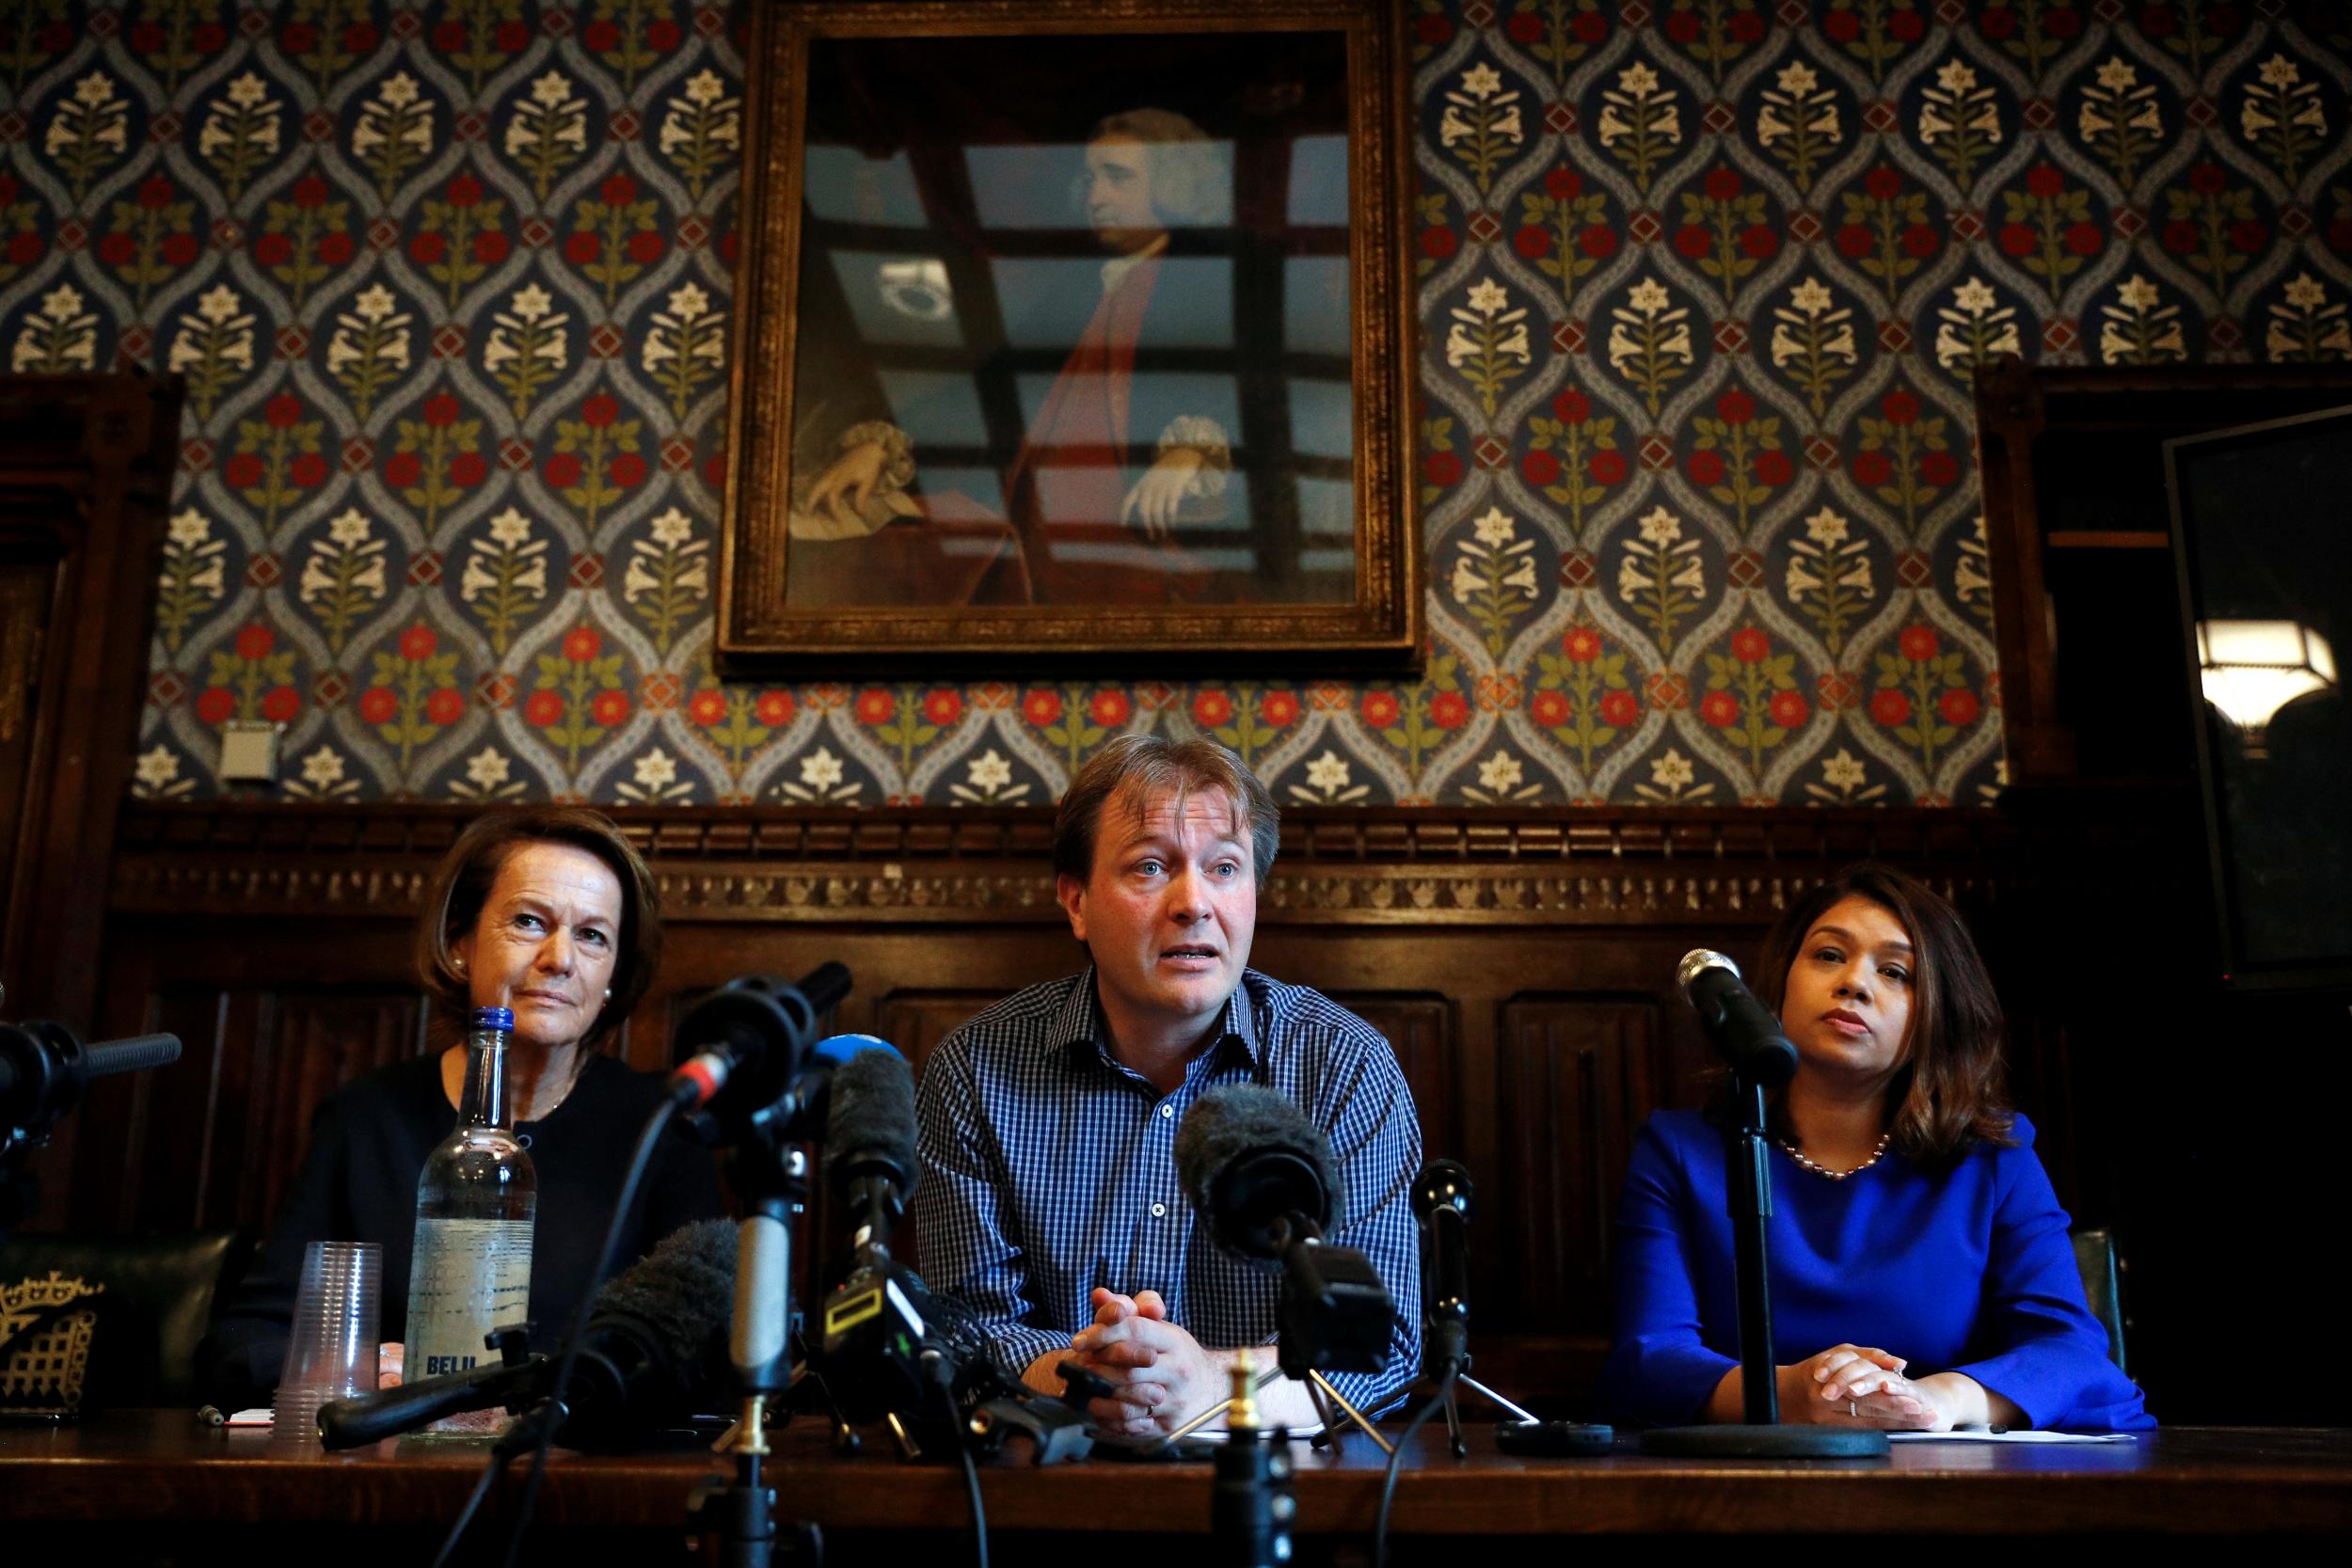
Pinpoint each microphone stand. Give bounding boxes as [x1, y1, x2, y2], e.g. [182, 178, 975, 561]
[679, 970, 849, 1568]
[694, 1136, 825, 1568]
[1152, 1227, 1397, 1456]
[1153, 1361, 1391, 1453]
[1430, 1359, 1542, 1459]
[1299, 1367, 1392, 1454]
[1210, 1348, 1295, 1568]
[695, 1169, 807, 1567]
[1639, 1075, 1887, 1458]
[1411, 1163, 1571, 1458]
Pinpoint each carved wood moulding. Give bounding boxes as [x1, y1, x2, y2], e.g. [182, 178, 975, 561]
[110, 803, 2014, 927]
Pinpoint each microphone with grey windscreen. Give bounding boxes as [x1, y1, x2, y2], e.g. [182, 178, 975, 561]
[1163, 1085, 1395, 1453]
[819, 1036, 919, 1251]
[1175, 1085, 1343, 1264]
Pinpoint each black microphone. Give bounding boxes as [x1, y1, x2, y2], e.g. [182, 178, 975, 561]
[811, 1035, 962, 1425]
[3, 1020, 182, 1233]
[1174, 1085, 1341, 1261]
[820, 1037, 919, 1255]
[1677, 949, 1800, 1088]
[317, 1218, 738, 1450]
[1412, 1160, 1472, 1376]
[666, 962, 850, 1117]
[1177, 1085, 1391, 1379]
[0, 1022, 182, 1119]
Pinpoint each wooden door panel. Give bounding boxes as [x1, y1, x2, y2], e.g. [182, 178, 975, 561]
[1494, 995, 1668, 1336]
[1328, 992, 1457, 1161]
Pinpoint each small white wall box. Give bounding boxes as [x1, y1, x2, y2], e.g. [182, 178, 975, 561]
[218, 720, 280, 784]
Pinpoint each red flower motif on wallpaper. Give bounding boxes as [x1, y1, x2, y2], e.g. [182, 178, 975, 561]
[1700, 626, 1806, 780]
[1874, 623, 1979, 781]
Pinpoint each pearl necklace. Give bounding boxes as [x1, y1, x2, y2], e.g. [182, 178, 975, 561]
[1775, 1132, 1890, 1180]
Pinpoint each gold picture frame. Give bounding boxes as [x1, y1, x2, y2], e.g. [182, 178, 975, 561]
[716, 0, 1420, 672]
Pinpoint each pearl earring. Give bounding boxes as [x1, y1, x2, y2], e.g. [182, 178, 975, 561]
[454, 958, 467, 972]
[602, 988, 612, 1000]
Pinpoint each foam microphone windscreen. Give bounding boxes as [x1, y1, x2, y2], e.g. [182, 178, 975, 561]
[1174, 1085, 1342, 1260]
[823, 1042, 919, 1201]
[569, 1216, 739, 1435]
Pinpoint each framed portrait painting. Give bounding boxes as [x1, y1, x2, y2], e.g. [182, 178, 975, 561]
[717, 0, 1420, 671]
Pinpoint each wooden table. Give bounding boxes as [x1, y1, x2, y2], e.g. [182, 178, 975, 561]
[1, 1412, 2344, 1559]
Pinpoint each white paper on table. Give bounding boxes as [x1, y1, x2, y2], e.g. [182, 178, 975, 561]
[1168, 1418, 1328, 1445]
[1888, 1427, 2137, 1444]
[225, 1408, 274, 1427]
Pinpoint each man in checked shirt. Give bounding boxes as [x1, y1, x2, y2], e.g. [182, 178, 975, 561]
[913, 734, 1423, 1437]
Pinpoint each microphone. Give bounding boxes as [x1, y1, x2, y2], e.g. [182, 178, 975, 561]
[1174, 1085, 1341, 1261]
[0, 1022, 182, 1119]
[666, 962, 851, 1117]
[3, 1019, 182, 1233]
[1677, 950, 1799, 1089]
[811, 1034, 953, 1423]
[1412, 1160, 1471, 1376]
[317, 1218, 738, 1450]
[820, 1037, 918, 1255]
[1177, 1086, 1391, 1379]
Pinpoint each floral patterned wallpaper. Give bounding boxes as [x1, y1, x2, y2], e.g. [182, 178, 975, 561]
[3, 0, 2346, 808]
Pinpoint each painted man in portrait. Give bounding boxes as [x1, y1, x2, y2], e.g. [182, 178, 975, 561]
[783, 107, 1259, 610]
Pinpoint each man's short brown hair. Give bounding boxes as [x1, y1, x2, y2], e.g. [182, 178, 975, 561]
[1054, 735, 1279, 889]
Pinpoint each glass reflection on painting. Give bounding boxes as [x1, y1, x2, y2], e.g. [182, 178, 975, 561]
[782, 30, 1354, 612]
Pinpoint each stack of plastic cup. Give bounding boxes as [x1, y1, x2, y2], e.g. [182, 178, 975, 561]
[272, 1240, 381, 1445]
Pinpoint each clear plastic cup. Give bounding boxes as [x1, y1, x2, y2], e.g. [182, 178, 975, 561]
[272, 1241, 381, 1445]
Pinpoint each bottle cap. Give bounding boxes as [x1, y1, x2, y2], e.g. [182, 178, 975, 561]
[469, 1006, 516, 1033]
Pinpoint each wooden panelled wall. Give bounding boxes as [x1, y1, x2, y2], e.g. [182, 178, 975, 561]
[57, 802, 2019, 1404]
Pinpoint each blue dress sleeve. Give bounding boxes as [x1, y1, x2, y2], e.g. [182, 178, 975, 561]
[1947, 1125, 2154, 1431]
[1598, 1116, 1737, 1426]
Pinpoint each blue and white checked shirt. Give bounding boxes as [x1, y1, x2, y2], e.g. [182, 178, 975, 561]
[914, 967, 1422, 1415]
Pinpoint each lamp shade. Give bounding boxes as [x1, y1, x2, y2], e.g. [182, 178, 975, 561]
[2195, 619, 2337, 750]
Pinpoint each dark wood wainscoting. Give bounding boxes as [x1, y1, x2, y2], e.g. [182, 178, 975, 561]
[62, 802, 2016, 1405]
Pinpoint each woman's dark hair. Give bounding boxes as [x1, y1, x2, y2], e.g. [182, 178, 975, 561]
[1752, 863, 2014, 1166]
[415, 806, 662, 1053]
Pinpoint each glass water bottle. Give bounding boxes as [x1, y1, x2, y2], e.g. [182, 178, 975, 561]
[405, 1006, 537, 1413]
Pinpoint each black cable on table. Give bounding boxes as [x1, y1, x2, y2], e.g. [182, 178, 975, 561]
[939, 1377, 989, 1568]
[428, 1444, 509, 1568]
[492, 1099, 676, 1568]
[1372, 1364, 1457, 1568]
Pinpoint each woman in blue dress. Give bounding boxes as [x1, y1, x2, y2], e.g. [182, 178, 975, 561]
[1600, 864, 2153, 1432]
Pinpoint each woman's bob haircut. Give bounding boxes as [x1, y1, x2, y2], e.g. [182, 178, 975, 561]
[414, 806, 662, 1053]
